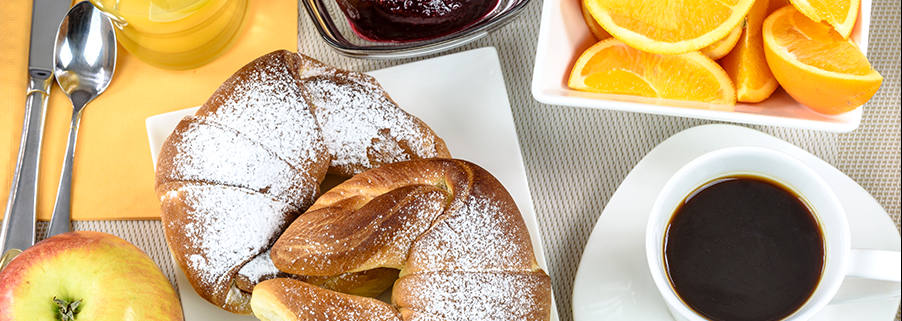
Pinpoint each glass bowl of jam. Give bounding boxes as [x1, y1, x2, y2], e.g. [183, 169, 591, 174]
[301, 0, 530, 58]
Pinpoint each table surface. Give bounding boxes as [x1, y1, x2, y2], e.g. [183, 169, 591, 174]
[31, 0, 901, 320]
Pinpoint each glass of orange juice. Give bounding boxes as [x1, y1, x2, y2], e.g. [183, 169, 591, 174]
[89, 0, 249, 69]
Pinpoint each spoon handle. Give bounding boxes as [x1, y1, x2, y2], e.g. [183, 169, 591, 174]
[47, 107, 85, 238]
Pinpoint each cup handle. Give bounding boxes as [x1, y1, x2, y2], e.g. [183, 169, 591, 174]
[829, 249, 901, 304]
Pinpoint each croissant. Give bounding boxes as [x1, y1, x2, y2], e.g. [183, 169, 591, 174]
[257, 159, 553, 320]
[154, 50, 450, 314]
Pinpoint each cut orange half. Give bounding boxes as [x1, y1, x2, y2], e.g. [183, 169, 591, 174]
[584, 0, 755, 54]
[789, 0, 858, 38]
[763, 5, 882, 114]
[720, 0, 780, 103]
[569, 38, 736, 105]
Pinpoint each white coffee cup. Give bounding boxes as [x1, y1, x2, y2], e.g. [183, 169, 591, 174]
[646, 146, 901, 321]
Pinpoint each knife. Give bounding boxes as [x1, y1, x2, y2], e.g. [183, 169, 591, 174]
[0, 0, 72, 270]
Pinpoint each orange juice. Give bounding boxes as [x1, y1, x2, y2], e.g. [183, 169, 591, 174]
[90, 0, 248, 69]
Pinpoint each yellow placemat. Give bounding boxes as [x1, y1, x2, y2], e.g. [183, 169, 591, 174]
[1, 0, 298, 220]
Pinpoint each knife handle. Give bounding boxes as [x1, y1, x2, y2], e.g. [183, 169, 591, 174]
[0, 249, 23, 271]
[0, 75, 52, 260]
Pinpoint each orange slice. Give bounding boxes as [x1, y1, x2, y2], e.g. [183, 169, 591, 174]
[582, 0, 739, 59]
[789, 0, 858, 38]
[584, 0, 755, 54]
[701, 24, 742, 60]
[763, 5, 882, 114]
[568, 38, 736, 105]
[581, 0, 611, 41]
[719, 0, 780, 103]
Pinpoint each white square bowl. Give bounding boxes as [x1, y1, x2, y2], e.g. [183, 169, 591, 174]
[531, 0, 873, 132]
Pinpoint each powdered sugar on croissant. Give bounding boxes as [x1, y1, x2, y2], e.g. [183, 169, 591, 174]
[262, 159, 552, 321]
[155, 50, 450, 314]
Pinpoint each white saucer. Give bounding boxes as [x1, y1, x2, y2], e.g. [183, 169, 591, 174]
[572, 124, 901, 320]
[146, 47, 559, 320]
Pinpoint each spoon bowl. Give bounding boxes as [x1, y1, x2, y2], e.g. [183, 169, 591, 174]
[47, 1, 116, 237]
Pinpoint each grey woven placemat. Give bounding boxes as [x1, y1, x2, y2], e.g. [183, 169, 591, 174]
[42, 0, 901, 320]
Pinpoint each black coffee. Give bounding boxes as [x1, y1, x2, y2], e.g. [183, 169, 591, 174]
[664, 176, 824, 321]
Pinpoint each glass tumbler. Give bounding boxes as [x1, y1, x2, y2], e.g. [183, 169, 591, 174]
[90, 0, 249, 69]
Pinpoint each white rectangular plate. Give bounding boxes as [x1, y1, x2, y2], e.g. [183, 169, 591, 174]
[531, 0, 872, 132]
[147, 47, 560, 320]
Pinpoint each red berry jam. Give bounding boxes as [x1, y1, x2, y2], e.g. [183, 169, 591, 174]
[335, 0, 499, 42]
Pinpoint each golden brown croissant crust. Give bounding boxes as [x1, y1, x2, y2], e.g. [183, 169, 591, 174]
[155, 50, 450, 314]
[262, 159, 553, 321]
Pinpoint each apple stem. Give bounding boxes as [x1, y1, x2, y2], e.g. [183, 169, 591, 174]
[53, 297, 82, 321]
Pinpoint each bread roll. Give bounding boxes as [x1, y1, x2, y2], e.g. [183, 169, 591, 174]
[262, 159, 552, 320]
[155, 50, 450, 314]
[251, 278, 402, 321]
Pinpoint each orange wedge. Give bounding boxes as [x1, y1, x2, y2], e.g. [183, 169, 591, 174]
[763, 5, 882, 114]
[569, 38, 736, 105]
[702, 24, 742, 60]
[769, 0, 791, 12]
[581, 0, 611, 41]
[584, 0, 755, 54]
[789, 0, 858, 38]
[720, 0, 780, 102]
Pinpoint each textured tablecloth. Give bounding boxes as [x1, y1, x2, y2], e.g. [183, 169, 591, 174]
[34, 0, 901, 319]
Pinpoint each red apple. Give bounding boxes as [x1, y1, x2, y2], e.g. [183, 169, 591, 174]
[0, 231, 183, 321]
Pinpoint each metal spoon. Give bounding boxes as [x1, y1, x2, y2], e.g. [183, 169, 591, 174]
[46, 1, 116, 238]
